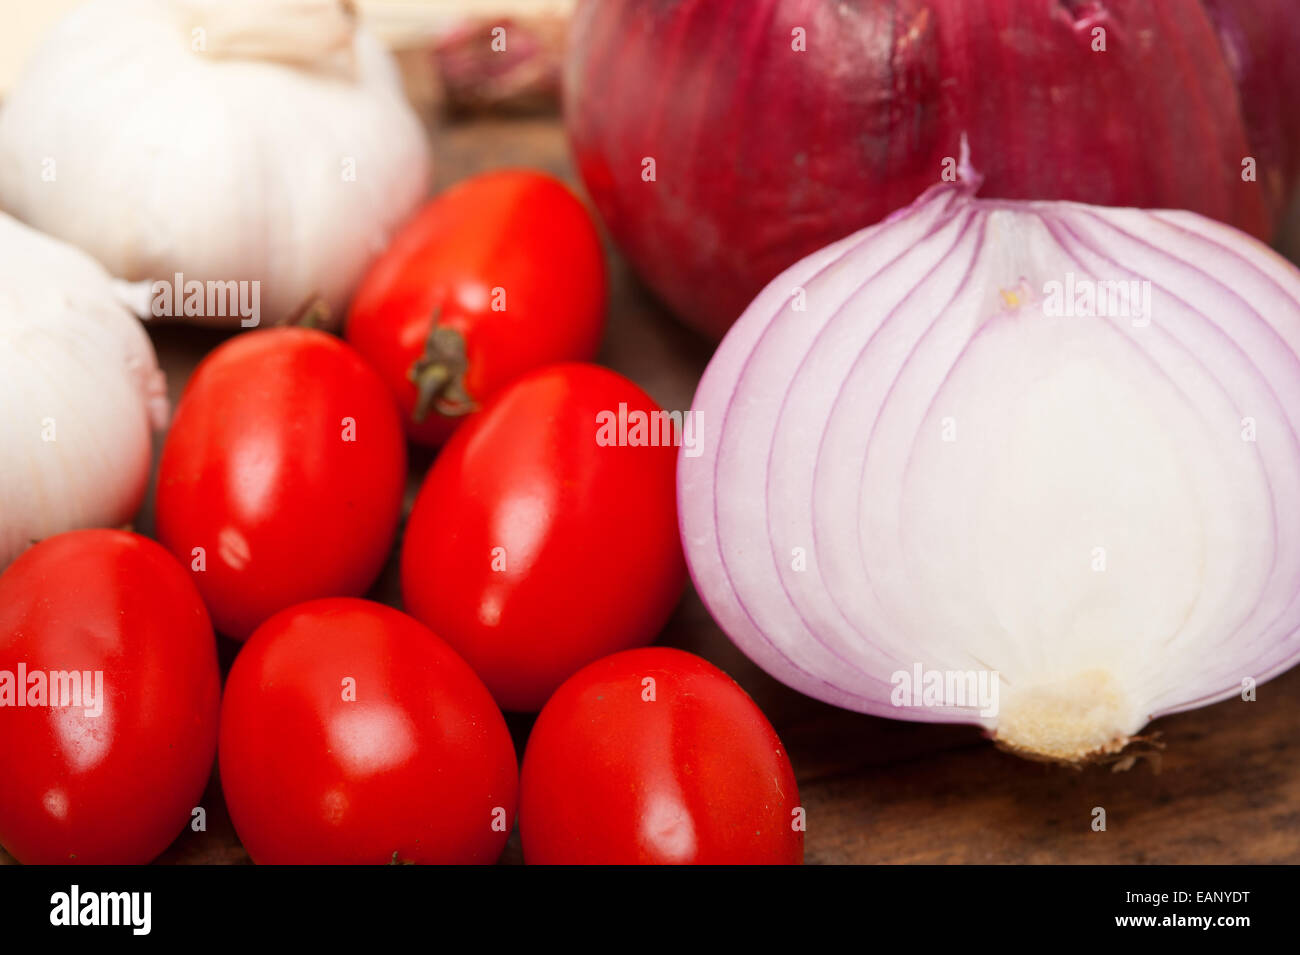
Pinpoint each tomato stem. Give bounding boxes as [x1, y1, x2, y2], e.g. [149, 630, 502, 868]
[282, 295, 331, 329]
[407, 307, 476, 422]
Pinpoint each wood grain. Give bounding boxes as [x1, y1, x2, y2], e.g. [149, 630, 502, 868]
[4, 115, 1297, 866]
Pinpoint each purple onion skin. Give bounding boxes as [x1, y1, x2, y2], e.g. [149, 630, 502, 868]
[1201, 0, 1300, 225]
[565, 0, 1284, 340]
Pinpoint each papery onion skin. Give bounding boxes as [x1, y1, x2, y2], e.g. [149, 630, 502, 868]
[1201, 0, 1300, 221]
[1208, 0, 1300, 264]
[0, 0, 432, 329]
[0, 213, 167, 572]
[566, 0, 1292, 340]
[678, 170, 1300, 764]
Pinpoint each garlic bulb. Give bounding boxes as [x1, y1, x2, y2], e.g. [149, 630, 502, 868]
[0, 0, 432, 329]
[0, 212, 167, 570]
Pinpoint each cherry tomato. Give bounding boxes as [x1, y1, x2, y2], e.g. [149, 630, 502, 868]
[345, 169, 607, 446]
[0, 530, 220, 864]
[219, 598, 518, 864]
[401, 363, 686, 712]
[155, 327, 406, 641]
[520, 647, 802, 864]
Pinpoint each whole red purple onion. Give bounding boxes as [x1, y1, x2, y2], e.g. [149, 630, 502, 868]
[565, 0, 1300, 340]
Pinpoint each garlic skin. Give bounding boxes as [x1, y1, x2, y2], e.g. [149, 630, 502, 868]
[0, 0, 432, 329]
[0, 212, 167, 571]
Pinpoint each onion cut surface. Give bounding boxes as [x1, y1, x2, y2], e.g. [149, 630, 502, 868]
[679, 162, 1300, 763]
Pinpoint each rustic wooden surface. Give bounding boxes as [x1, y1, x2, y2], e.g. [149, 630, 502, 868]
[5, 114, 1298, 866]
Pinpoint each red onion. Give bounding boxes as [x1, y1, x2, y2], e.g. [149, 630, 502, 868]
[566, 0, 1300, 340]
[678, 151, 1300, 764]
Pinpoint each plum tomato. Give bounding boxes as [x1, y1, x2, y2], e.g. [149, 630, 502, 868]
[400, 362, 687, 712]
[0, 529, 220, 864]
[345, 169, 607, 446]
[520, 647, 803, 864]
[218, 598, 518, 864]
[155, 326, 406, 641]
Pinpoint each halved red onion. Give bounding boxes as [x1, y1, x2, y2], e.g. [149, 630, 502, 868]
[679, 153, 1300, 763]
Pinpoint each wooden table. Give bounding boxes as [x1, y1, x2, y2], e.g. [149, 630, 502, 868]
[6, 114, 1298, 865]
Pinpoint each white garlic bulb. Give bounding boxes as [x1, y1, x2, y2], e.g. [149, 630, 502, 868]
[0, 0, 432, 329]
[0, 212, 168, 570]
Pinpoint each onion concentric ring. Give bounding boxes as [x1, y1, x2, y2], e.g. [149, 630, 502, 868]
[679, 164, 1300, 763]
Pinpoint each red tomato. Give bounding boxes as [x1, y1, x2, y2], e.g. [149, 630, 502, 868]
[155, 327, 406, 641]
[401, 363, 686, 712]
[520, 647, 802, 864]
[345, 169, 607, 446]
[0, 530, 220, 864]
[219, 598, 518, 864]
